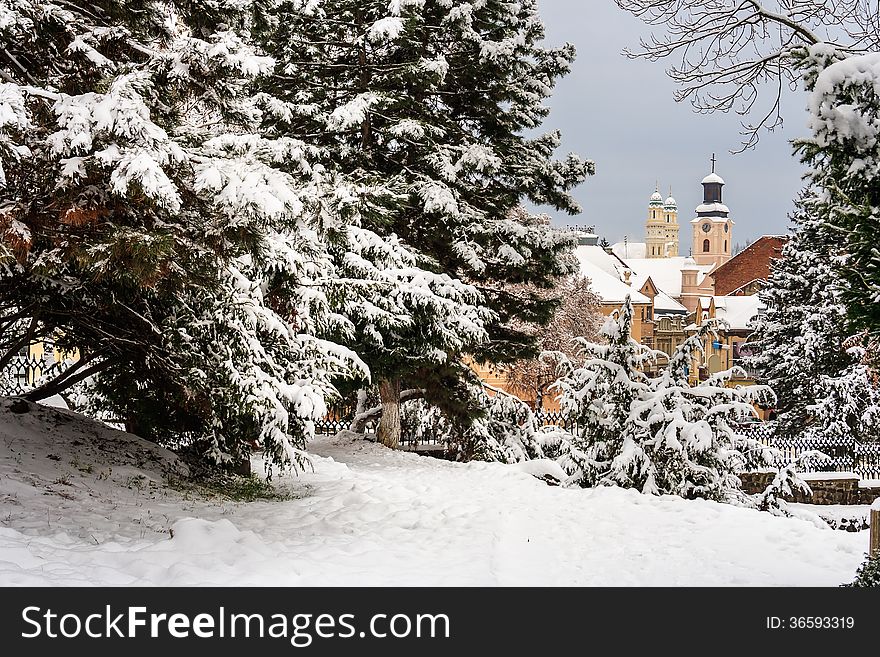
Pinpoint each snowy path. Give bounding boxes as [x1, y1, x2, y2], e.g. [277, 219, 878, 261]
[0, 425, 868, 586]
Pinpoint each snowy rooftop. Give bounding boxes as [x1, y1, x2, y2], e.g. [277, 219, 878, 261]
[573, 248, 650, 305]
[702, 172, 725, 185]
[610, 241, 647, 260]
[624, 257, 713, 298]
[653, 289, 688, 314]
[573, 244, 629, 278]
[714, 295, 765, 331]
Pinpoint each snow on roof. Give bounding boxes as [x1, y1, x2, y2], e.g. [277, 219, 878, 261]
[694, 203, 731, 215]
[574, 244, 626, 278]
[650, 190, 663, 202]
[610, 241, 647, 260]
[623, 257, 712, 298]
[573, 249, 650, 305]
[664, 196, 677, 207]
[653, 289, 687, 314]
[702, 172, 725, 185]
[714, 295, 765, 331]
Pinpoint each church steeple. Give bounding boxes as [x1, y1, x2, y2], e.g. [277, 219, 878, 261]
[646, 182, 679, 258]
[698, 153, 727, 215]
[691, 155, 734, 267]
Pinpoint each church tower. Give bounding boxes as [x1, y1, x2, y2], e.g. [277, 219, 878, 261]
[691, 156, 734, 268]
[663, 190, 679, 257]
[646, 185, 680, 258]
[645, 186, 666, 258]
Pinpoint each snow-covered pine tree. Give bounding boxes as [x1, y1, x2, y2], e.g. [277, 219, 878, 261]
[636, 323, 775, 499]
[260, 0, 593, 439]
[0, 2, 363, 468]
[747, 196, 850, 440]
[324, 222, 492, 447]
[749, 191, 880, 444]
[752, 44, 880, 444]
[553, 298, 775, 498]
[797, 45, 880, 341]
[551, 296, 656, 488]
[804, 343, 880, 443]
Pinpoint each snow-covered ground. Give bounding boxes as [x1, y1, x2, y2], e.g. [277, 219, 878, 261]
[0, 399, 868, 586]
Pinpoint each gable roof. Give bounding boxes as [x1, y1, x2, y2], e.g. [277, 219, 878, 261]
[624, 257, 713, 298]
[710, 235, 788, 295]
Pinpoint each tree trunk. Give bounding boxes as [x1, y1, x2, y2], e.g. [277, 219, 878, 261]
[351, 389, 370, 434]
[377, 378, 401, 449]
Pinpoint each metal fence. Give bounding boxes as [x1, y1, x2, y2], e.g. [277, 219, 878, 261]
[317, 412, 880, 478]
[0, 354, 66, 397]
[741, 422, 880, 480]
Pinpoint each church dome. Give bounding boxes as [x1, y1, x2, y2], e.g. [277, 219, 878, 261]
[701, 172, 725, 185]
[649, 189, 663, 206]
[664, 195, 677, 208]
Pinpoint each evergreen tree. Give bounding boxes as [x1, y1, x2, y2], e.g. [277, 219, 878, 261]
[0, 2, 363, 468]
[798, 45, 880, 341]
[260, 0, 593, 440]
[400, 382, 547, 464]
[748, 198, 845, 439]
[750, 194, 880, 443]
[551, 297, 655, 488]
[325, 223, 492, 447]
[842, 552, 880, 588]
[553, 298, 774, 499]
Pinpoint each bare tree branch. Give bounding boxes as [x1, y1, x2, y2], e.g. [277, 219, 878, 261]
[615, 0, 880, 150]
[505, 275, 603, 407]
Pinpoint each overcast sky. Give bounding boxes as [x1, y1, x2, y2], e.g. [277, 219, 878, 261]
[534, 1, 808, 251]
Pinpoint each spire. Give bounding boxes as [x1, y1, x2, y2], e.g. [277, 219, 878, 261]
[649, 181, 663, 206]
[711, 153, 717, 173]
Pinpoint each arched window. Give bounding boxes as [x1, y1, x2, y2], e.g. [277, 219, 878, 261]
[702, 239, 710, 252]
[724, 240, 727, 252]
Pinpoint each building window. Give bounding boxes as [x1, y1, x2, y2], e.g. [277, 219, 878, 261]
[724, 240, 727, 252]
[702, 239, 710, 252]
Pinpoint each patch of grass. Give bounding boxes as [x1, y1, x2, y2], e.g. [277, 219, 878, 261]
[167, 471, 296, 503]
[168, 445, 301, 503]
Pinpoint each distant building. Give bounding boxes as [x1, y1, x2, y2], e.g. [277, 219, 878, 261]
[610, 160, 737, 314]
[645, 187, 680, 258]
[471, 161, 784, 410]
[687, 295, 768, 414]
[601, 161, 776, 380]
[572, 244, 654, 344]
